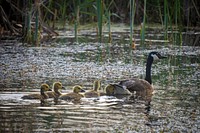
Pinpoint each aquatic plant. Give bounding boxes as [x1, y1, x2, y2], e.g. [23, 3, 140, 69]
[1, 0, 199, 46]
[96, 0, 103, 43]
[140, 0, 146, 47]
[130, 0, 135, 48]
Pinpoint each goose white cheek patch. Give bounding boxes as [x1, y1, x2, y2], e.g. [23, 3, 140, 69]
[151, 54, 159, 60]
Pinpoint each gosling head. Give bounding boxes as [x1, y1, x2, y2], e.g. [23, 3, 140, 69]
[41, 83, 51, 91]
[105, 84, 114, 95]
[149, 51, 166, 61]
[73, 85, 85, 93]
[53, 82, 65, 90]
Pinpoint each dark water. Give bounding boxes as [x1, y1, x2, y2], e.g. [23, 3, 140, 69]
[0, 27, 200, 132]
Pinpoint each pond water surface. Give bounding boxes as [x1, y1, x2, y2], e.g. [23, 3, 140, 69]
[0, 27, 200, 132]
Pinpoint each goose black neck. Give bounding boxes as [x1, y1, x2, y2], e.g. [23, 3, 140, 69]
[145, 56, 153, 84]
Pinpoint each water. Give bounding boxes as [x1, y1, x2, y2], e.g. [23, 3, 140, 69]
[0, 27, 200, 132]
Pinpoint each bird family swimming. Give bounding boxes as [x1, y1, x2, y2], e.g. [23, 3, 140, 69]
[21, 52, 165, 104]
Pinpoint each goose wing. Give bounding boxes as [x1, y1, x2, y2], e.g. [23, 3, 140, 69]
[111, 84, 131, 95]
[119, 79, 153, 93]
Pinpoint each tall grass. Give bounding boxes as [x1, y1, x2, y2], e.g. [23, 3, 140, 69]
[105, 8, 112, 43]
[174, 0, 182, 46]
[16, 0, 199, 46]
[24, 10, 32, 44]
[157, 0, 163, 26]
[96, 0, 103, 43]
[61, 1, 67, 28]
[130, 0, 135, 47]
[164, 0, 168, 41]
[43, 0, 53, 26]
[140, 0, 146, 47]
[107, 10, 112, 43]
[23, 0, 33, 44]
[163, 0, 182, 46]
[73, 0, 80, 43]
[34, 0, 40, 46]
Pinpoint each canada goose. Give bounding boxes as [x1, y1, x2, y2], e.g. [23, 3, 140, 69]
[119, 51, 166, 94]
[59, 85, 85, 101]
[46, 82, 65, 98]
[84, 80, 101, 98]
[21, 84, 51, 99]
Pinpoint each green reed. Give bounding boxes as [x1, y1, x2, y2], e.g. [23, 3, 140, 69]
[34, 6, 39, 46]
[23, 0, 32, 44]
[23, 0, 41, 45]
[130, 0, 135, 47]
[24, 10, 32, 44]
[164, 0, 168, 41]
[164, 0, 182, 47]
[174, 0, 182, 46]
[96, 0, 103, 43]
[107, 10, 112, 43]
[19, 0, 197, 48]
[157, 0, 163, 26]
[104, 0, 114, 43]
[140, 0, 146, 47]
[43, 0, 53, 26]
[61, 1, 67, 28]
[73, 0, 80, 43]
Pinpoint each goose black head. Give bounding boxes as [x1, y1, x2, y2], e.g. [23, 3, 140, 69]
[149, 51, 166, 61]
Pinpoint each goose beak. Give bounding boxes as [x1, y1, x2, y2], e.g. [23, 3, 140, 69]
[158, 53, 167, 59]
[160, 55, 167, 59]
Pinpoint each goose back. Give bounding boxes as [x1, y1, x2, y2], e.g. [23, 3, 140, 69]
[119, 79, 153, 93]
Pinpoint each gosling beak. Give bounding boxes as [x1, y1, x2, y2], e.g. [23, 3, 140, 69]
[80, 88, 85, 92]
[48, 89, 52, 91]
[62, 86, 65, 90]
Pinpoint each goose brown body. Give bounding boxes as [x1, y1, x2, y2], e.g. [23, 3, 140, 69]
[84, 80, 101, 98]
[119, 79, 153, 94]
[21, 84, 51, 100]
[59, 85, 85, 101]
[46, 82, 64, 98]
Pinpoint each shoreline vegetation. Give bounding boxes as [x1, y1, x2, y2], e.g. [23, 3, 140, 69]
[0, 0, 199, 46]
